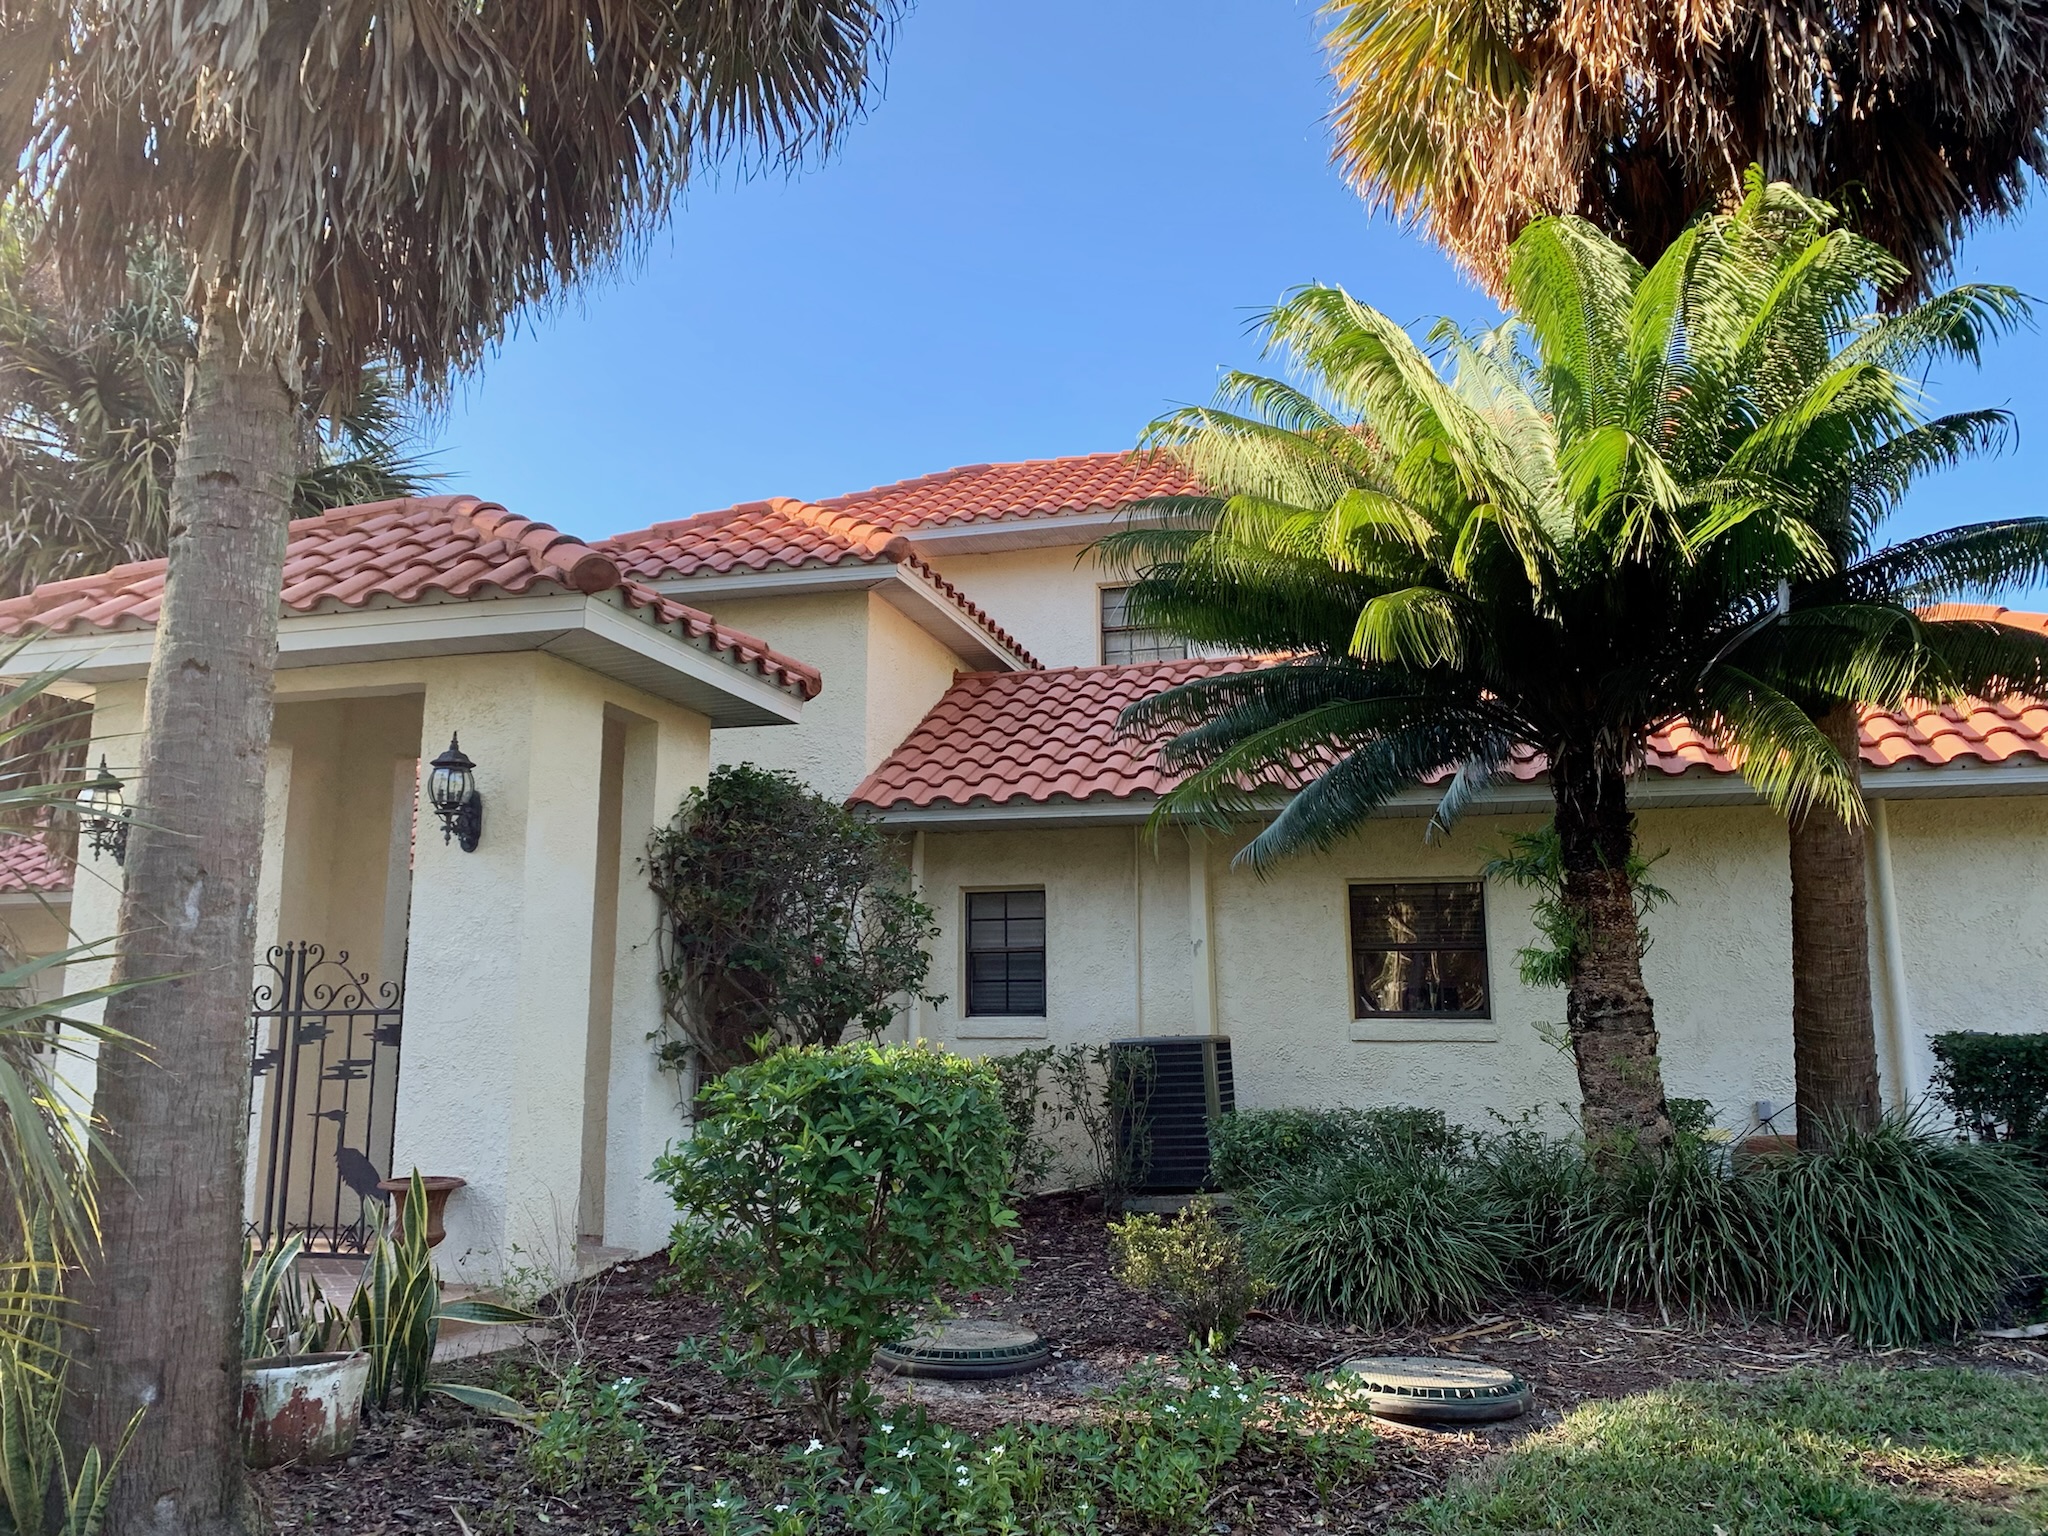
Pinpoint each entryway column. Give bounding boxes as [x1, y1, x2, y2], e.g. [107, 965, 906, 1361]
[393, 653, 607, 1288]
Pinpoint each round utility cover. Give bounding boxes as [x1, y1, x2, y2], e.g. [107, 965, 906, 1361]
[1340, 1355, 1533, 1424]
[876, 1319, 1051, 1381]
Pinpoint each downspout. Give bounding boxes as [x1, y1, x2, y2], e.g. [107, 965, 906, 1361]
[1132, 824, 1146, 1036]
[909, 829, 926, 1044]
[1867, 797, 1916, 1110]
[1187, 829, 1217, 1036]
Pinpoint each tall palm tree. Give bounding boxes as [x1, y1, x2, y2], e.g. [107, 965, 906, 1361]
[1111, 182, 2037, 1149]
[5, 4, 899, 1529]
[1322, 0, 2048, 293]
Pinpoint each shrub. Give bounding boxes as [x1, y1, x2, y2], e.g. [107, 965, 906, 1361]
[987, 1042, 1156, 1197]
[1209, 1105, 1463, 1194]
[1109, 1198, 1267, 1351]
[1756, 1117, 2048, 1346]
[1556, 1133, 1773, 1319]
[1237, 1149, 1517, 1328]
[1930, 1031, 2048, 1157]
[647, 763, 942, 1079]
[656, 1042, 1019, 1445]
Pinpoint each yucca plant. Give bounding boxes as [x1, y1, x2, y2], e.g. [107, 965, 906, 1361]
[1111, 178, 2040, 1148]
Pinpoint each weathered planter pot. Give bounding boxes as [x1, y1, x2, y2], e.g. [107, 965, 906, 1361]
[377, 1174, 467, 1247]
[240, 1351, 371, 1469]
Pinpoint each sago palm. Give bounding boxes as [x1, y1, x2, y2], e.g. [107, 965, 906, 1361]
[6, 3, 900, 1528]
[1323, 0, 2048, 294]
[1111, 182, 2040, 1148]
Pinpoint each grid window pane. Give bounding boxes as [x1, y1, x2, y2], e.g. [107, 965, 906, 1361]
[1100, 586, 1188, 666]
[1349, 882, 1489, 1018]
[966, 890, 1048, 1017]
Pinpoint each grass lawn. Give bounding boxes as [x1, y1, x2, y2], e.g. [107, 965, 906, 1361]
[1410, 1366, 2048, 1535]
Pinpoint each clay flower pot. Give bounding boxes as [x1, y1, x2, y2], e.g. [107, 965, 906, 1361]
[376, 1174, 467, 1247]
[240, 1351, 372, 1468]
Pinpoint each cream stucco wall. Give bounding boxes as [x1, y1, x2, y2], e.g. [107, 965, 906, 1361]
[920, 543, 1111, 669]
[912, 796, 2044, 1139]
[701, 589, 972, 800]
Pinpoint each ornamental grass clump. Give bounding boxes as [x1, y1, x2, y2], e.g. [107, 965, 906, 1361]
[1755, 1117, 2048, 1346]
[656, 1042, 1019, 1447]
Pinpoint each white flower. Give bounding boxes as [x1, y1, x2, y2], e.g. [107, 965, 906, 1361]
[957, 1478, 971, 1490]
[987, 1445, 1004, 1459]
[805, 1438, 824, 1454]
[873, 1486, 891, 1497]
[955, 1465, 970, 1476]
[710, 1499, 728, 1510]
[774, 1505, 790, 1514]
[880, 1423, 894, 1434]
[1208, 1387, 1221, 1398]
[896, 1445, 914, 1459]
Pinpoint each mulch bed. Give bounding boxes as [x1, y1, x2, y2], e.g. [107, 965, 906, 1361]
[259, 1193, 2048, 1534]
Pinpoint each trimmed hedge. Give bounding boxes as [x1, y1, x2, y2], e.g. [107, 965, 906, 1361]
[1930, 1031, 2048, 1156]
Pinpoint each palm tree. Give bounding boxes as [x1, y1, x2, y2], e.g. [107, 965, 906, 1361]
[0, 214, 437, 591]
[1322, 0, 2048, 294]
[1111, 182, 2036, 1149]
[6, 4, 899, 1529]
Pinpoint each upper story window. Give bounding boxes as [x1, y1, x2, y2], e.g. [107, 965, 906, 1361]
[966, 889, 1047, 1017]
[1100, 586, 1189, 666]
[1349, 882, 1489, 1019]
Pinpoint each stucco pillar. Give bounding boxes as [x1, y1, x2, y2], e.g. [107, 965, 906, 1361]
[600, 708, 710, 1258]
[393, 653, 607, 1288]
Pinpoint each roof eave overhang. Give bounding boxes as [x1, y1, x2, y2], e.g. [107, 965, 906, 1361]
[856, 756, 2048, 828]
[646, 562, 1033, 672]
[899, 507, 1155, 556]
[5, 590, 808, 729]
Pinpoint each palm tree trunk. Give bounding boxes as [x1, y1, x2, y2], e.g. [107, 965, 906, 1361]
[1551, 750, 1673, 1151]
[1787, 702, 1882, 1149]
[63, 294, 295, 1535]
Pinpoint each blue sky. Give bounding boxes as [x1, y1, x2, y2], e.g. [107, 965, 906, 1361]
[435, 1, 2048, 573]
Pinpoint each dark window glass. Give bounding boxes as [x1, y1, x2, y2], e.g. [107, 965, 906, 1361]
[1100, 586, 1188, 665]
[966, 889, 1047, 1016]
[1349, 882, 1489, 1018]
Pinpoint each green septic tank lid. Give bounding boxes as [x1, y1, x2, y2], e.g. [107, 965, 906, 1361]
[1339, 1355, 1533, 1424]
[876, 1319, 1051, 1381]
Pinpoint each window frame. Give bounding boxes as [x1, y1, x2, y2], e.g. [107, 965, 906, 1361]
[962, 886, 1049, 1020]
[1346, 879, 1492, 1022]
[1098, 583, 1189, 666]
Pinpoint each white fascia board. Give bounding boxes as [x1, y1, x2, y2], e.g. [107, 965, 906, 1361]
[0, 890, 68, 909]
[900, 508, 1151, 556]
[649, 563, 1031, 672]
[859, 757, 2048, 828]
[5, 591, 807, 729]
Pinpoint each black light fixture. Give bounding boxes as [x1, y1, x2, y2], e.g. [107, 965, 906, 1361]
[427, 734, 484, 852]
[78, 756, 128, 865]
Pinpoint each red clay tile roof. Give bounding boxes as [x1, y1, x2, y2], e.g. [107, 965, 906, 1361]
[849, 651, 2048, 813]
[598, 497, 1040, 666]
[817, 452, 1202, 534]
[0, 496, 821, 700]
[0, 836, 70, 895]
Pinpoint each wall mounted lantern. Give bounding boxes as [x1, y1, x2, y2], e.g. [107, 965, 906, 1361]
[78, 757, 128, 865]
[427, 735, 484, 852]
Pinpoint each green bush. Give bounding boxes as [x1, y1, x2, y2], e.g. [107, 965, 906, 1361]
[1237, 1148, 1517, 1328]
[1209, 1105, 1463, 1193]
[521, 1365, 649, 1497]
[1930, 1031, 2048, 1157]
[1557, 1133, 1774, 1319]
[1109, 1197, 1268, 1351]
[1470, 1125, 1588, 1287]
[1756, 1117, 2048, 1346]
[656, 1042, 1019, 1445]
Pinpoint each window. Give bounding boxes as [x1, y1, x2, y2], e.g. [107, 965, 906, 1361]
[1349, 882, 1488, 1018]
[965, 889, 1047, 1017]
[1100, 586, 1188, 665]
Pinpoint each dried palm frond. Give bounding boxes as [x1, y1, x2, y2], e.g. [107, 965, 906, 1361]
[1325, 0, 2048, 296]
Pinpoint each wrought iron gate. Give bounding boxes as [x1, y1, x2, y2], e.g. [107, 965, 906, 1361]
[247, 942, 403, 1253]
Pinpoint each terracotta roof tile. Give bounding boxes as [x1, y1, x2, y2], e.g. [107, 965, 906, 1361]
[598, 498, 1040, 667]
[0, 495, 820, 701]
[849, 647, 2048, 813]
[0, 836, 70, 895]
[818, 452, 1201, 533]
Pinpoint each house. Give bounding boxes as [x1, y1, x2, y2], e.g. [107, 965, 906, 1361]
[5, 456, 2046, 1277]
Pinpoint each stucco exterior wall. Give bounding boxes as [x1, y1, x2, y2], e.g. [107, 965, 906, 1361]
[912, 796, 2045, 1138]
[865, 595, 971, 771]
[700, 591, 872, 796]
[920, 543, 1109, 669]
